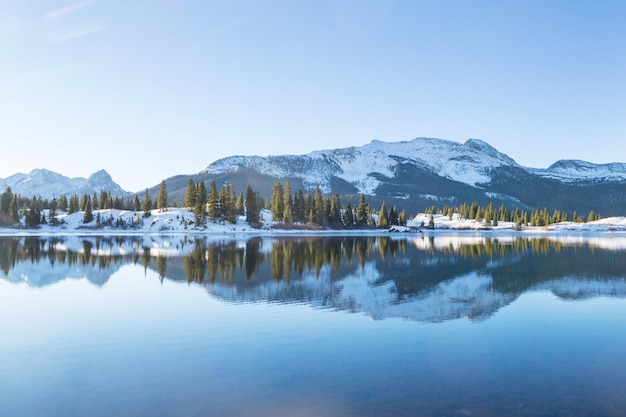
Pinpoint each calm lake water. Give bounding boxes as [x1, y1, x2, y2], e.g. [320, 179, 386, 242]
[1, 234, 626, 417]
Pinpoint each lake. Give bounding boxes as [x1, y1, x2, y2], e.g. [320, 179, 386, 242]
[1, 234, 625, 417]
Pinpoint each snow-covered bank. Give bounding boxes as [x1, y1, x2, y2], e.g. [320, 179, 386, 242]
[411, 213, 626, 234]
[2, 208, 626, 236]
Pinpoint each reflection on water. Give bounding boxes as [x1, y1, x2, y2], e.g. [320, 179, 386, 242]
[2, 235, 626, 322]
[2, 235, 626, 417]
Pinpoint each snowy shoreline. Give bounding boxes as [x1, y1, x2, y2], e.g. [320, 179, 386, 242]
[2, 208, 626, 237]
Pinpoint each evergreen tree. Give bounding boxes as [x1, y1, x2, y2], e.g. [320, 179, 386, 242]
[25, 198, 42, 228]
[207, 181, 218, 221]
[270, 181, 284, 222]
[91, 192, 99, 211]
[428, 213, 435, 229]
[220, 185, 229, 220]
[80, 194, 89, 212]
[283, 180, 293, 223]
[58, 195, 68, 212]
[1, 187, 13, 214]
[236, 192, 245, 216]
[356, 193, 368, 226]
[293, 189, 305, 223]
[313, 185, 325, 225]
[83, 198, 94, 223]
[132, 194, 141, 212]
[99, 191, 108, 210]
[329, 193, 342, 226]
[587, 210, 597, 223]
[304, 190, 313, 223]
[68, 195, 80, 214]
[141, 189, 152, 218]
[283, 199, 293, 224]
[343, 201, 354, 226]
[196, 181, 209, 224]
[245, 184, 259, 224]
[8, 195, 18, 222]
[399, 209, 407, 226]
[388, 205, 398, 226]
[158, 180, 168, 212]
[49, 198, 58, 226]
[377, 203, 389, 228]
[183, 179, 196, 209]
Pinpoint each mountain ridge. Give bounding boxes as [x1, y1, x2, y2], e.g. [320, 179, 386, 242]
[4, 137, 626, 215]
[0, 168, 132, 200]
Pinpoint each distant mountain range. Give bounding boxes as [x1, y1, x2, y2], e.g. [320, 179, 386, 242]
[159, 137, 626, 216]
[4, 137, 626, 215]
[0, 169, 132, 200]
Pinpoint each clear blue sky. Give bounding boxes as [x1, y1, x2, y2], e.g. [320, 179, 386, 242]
[1, 0, 625, 192]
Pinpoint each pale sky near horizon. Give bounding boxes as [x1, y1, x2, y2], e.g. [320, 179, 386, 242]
[1, 0, 625, 192]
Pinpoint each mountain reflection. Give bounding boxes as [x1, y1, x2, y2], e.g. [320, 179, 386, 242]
[2, 235, 626, 322]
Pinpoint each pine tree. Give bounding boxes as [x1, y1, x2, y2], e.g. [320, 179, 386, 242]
[245, 184, 259, 224]
[58, 195, 68, 212]
[236, 192, 245, 216]
[207, 181, 218, 221]
[68, 195, 80, 214]
[1, 187, 13, 214]
[183, 179, 196, 209]
[283, 200, 293, 224]
[99, 191, 108, 210]
[158, 180, 168, 212]
[343, 201, 354, 226]
[83, 198, 94, 223]
[132, 194, 141, 212]
[329, 193, 342, 226]
[388, 205, 398, 226]
[304, 190, 313, 223]
[293, 189, 305, 223]
[313, 185, 325, 225]
[377, 203, 389, 227]
[356, 193, 368, 226]
[25, 198, 41, 228]
[49, 198, 58, 226]
[283, 180, 293, 223]
[141, 189, 152, 218]
[8, 195, 18, 222]
[399, 209, 407, 226]
[196, 181, 208, 224]
[587, 210, 596, 223]
[270, 181, 284, 222]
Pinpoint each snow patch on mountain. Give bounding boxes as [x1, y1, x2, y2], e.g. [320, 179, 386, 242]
[202, 137, 521, 195]
[529, 160, 626, 183]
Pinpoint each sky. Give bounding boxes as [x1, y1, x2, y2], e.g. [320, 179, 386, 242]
[1, 0, 625, 192]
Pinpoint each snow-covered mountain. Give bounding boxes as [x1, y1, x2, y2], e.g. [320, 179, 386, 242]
[203, 137, 519, 194]
[530, 160, 626, 183]
[189, 137, 626, 216]
[0, 169, 132, 199]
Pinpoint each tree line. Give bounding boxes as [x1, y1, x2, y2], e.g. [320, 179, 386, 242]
[3, 181, 605, 231]
[267, 180, 408, 228]
[424, 202, 602, 228]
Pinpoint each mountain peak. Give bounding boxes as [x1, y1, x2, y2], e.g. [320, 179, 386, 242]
[0, 169, 131, 198]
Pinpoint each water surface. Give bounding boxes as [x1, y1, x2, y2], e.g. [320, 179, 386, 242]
[1, 235, 625, 416]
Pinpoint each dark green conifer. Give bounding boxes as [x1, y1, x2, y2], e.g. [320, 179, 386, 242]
[83, 199, 94, 223]
[158, 180, 168, 212]
[183, 179, 196, 209]
[141, 189, 152, 218]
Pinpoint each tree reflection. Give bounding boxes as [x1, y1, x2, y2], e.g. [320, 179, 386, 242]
[1, 235, 626, 296]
